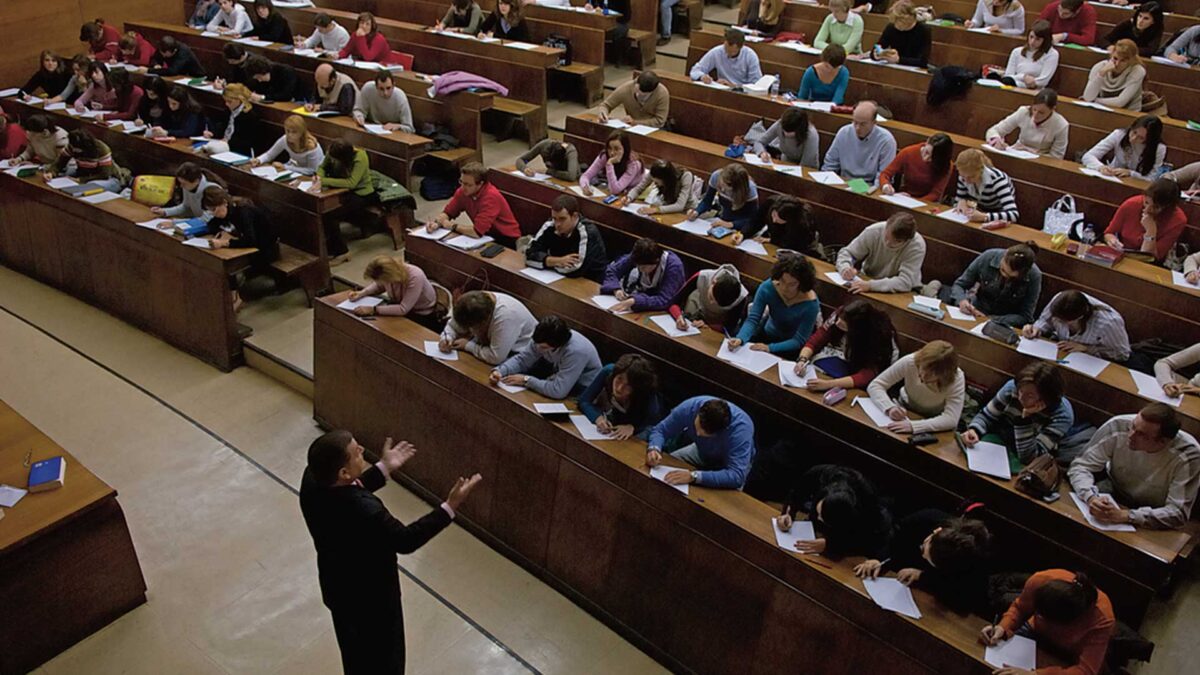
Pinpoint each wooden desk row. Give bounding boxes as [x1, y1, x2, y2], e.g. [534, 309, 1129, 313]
[312, 294, 1067, 675]
[932, 0, 1200, 39]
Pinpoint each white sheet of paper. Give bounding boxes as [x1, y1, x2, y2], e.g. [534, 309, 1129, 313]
[210, 151, 250, 164]
[853, 397, 891, 427]
[591, 294, 631, 314]
[771, 517, 816, 551]
[1071, 99, 1112, 112]
[1016, 337, 1059, 360]
[971, 322, 989, 337]
[985, 636, 1037, 670]
[603, 118, 629, 128]
[1069, 492, 1137, 532]
[1129, 370, 1184, 407]
[293, 48, 321, 57]
[444, 234, 493, 250]
[81, 191, 122, 204]
[937, 209, 971, 224]
[520, 267, 566, 284]
[743, 154, 769, 166]
[424, 340, 458, 360]
[862, 577, 921, 619]
[975, 77, 1003, 86]
[626, 124, 658, 136]
[336, 296, 384, 311]
[716, 339, 779, 374]
[135, 218, 174, 233]
[182, 238, 212, 249]
[778, 42, 821, 55]
[0, 484, 28, 508]
[697, 80, 731, 90]
[964, 441, 1012, 480]
[649, 465, 690, 494]
[0, 88, 20, 97]
[1171, 270, 1200, 291]
[200, 31, 221, 37]
[569, 414, 615, 441]
[511, 169, 552, 182]
[1060, 352, 1112, 378]
[44, 101, 67, 111]
[408, 226, 453, 240]
[792, 100, 834, 112]
[1151, 55, 1191, 68]
[569, 185, 606, 198]
[649, 314, 700, 338]
[737, 239, 768, 256]
[778, 362, 815, 388]
[620, 203, 647, 216]
[363, 124, 392, 135]
[808, 171, 845, 185]
[983, 145, 1039, 160]
[233, 38, 273, 47]
[674, 218, 713, 236]
[497, 381, 526, 394]
[774, 165, 805, 177]
[823, 271, 853, 285]
[911, 295, 941, 310]
[881, 194, 926, 209]
[46, 177, 78, 189]
[1080, 167, 1124, 183]
[505, 41, 539, 50]
[534, 403, 570, 415]
[945, 305, 978, 322]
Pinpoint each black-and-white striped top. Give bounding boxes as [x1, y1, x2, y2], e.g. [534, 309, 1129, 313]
[956, 166, 1020, 223]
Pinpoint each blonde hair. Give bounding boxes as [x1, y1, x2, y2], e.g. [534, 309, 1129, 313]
[283, 115, 318, 153]
[222, 83, 254, 111]
[955, 148, 992, 177]
[889, 0, 918, 22]
[1111, 38, 1141, 64]
[914, 340, 958, 391]
[829, 0, 852, 12]
[364, 256, 410, 285]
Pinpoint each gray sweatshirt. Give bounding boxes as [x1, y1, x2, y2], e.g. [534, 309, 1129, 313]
[835, 221, 926, 292]
[515, 139, 580, 182]
[753, 119, 820, 168]
[352, 82, 414, 133]
[162, 174, 217, 219]
[496, 330, 602, 399]
[441, 292, 536, 365]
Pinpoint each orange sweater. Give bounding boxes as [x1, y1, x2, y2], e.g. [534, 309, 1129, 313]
[878, 143, 953, 203]
[999, 569, 1115, 675]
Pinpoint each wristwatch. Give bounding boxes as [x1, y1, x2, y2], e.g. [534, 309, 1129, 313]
[690, 471, 699, 483]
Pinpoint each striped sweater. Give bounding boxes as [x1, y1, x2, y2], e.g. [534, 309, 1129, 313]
[968, 379, 1075, 463]
[955, 166, 1019, 222]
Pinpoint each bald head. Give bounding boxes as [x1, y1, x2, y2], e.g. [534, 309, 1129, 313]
[852, 101, 877, 139]
[314, 63, 334, 88]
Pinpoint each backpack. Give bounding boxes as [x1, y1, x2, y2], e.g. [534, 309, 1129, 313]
[544, 34, 572, 66]
[927, 65, 978, 106]
[419, 169, 460, 201]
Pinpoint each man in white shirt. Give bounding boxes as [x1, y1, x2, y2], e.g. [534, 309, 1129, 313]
[296, 13, 351, 54]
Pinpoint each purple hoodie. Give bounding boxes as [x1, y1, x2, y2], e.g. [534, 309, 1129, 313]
[600, 250, 686, 312]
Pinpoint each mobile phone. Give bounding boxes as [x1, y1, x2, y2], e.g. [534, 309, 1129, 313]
[602, 194, 620, 204]
[708, 226, 733, 239]
[910, 432, 937, 446]
[480, 243, 505, 258]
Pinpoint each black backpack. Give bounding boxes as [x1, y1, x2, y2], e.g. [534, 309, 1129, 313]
[927, 65, 979, 106]
[544, 34, 572, 66]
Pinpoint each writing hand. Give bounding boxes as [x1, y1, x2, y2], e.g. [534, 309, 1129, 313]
[854, 559, 883, 579]
[961, 429, 980, 446]
[645, 449, 662, 466]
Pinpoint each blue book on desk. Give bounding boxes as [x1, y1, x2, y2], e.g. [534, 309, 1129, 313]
[28, 456, 66, 493]
[174, 218, 209, 237]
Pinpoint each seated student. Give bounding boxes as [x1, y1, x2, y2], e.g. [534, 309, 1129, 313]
[741, 0, 785, 37]
[752, 107, 820, 169]
[296, 13, 351, 54]
[314, 139, 374, 261]
[1082, 114, 1165, 181]
[43, 128, 130, 193]
[203, 84, 262, 157]
[307, 64, 358, 116]
[1001, 21, 1060, 89]
[22, 51, 72, 100]
[480, 0, 530, 42]
[799, 44, 850, 104]
[985, 89, 1069, 159]
[741, 195, 820, 256]
[855, 507, 994, 615]
[251, 115, 325, 176]
[966, 0, 1025, 35]
[427, 162, 523, 248]
[835, 213, 927, 294]
[953, 149, 1020, 223]
[79, 19, 120, 61]
[625, 160, 699, 216]
[948, 243, 1042, 327]
[45, 55, 91, 105]
[116, 32, 156, 67]
[246, 0, 293, 44]
[200, 186, 280, 308]
[868, 340, 966, 435]
[73, 62, 116, 113]
[138, 75, 169, 128]
[1024, 289, 1131, 362]
[1039, 0, 1097, 45]
[669, 264, 749, 332]
[438, 0, 485, 35]
[346, 256, 439, 327]
[152, 163, 226, 219]
[963, 362, 1074, 463]
[879, 133, 955, 202]
[0, 115, 27, 160]
[352, 72, 414, 134]
[439, 290, 537, 364]
[96, 69, 143, 123]
[1158, 342, 1200, 397]
[1102, 2, 1164, 57]
[15, 115, 68, 167]
[870, 1, 931, 68]
[1163, 23, 1200, 65]
[821, 101, 897, 187]
[728, 255, 820, 358]
[814, 0, 865, 54]
[688, 28, 763, 87]
[339, 12, 391, 62]
[646, 397, 756, 489]
[980, 570, 1114, 675]
[491, 315, 603, 399]
[525, 194, 609, 281]
[219, 43, 250, 87]
[244, 55, 305, 103]
[578, 354, 665, 440]
[600, 238, 686, 313]
[1082, 39, 1145, 111]
[580, 131, 643, 197]
[208, 0, 254, 35]
[148, 37, 206, 78]
[1166, 161, 1200, 199]
[149, 86, 207, 138]
[794, 300, 898, 390]
[776, 464, 891, 557]
[516, 140, 581, 182]
[1104, 178, 1186, 262]
[597, 71, 670, 129]
[189, 0, 221, 30]
[1070, 404, 1200, 530]
[687, 164, 759, 234]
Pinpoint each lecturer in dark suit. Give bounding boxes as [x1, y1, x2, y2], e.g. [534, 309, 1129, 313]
[300, 430, 482, 674]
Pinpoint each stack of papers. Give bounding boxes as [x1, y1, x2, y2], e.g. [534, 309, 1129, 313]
[569, 185, 606, 198]
[0, 88, 21, 97]
[771, 517, 816, 551]
[1069, 493, 1136, 532]
[716, 339, 780, 374]
[363, 124, 393, 135]
[649, 465, 690, 494]
[1071, 100, 1112, 112]
[46, 177, 79, 189]
[697, 80, 732, 90]
[1151, 55, 1192, 68]
[511, 169, 551, 182]
[497, 381, 526, 394]
[936, 209, 971, 224]
[81, 191, 123, 204]
[44, 102, 67, 111]
[1129, 370, 1184, 407]
[520, 267, 566, 284]
[778, 362, 815, 388]
[1170, 270, 1199, 290]
[210, 151, 251, 165]
[625, 125, 658, 136]
[984, 636, 1037, 670]
[250, 165, 294, 181]
[808, 171, 845, 185]
[964, 441, 1012, 480]
[182, 238, 212, 248]
[945, 305, 978, 322]
[408, 226, 453, 240]
[853, 397, 891, 427]
[791, 100, 834, 112]
[674, 218, 713, 236]
[506, 41, 540, 50]
[336, 296, 383, 311]
[862, 578, 921, 619]
[233, 38, 273, 47]
[912, 295, 941, 310]
[649, 314, 700, 338]
[135, 218, 176, 234]
[444, 234, 493, 250]
[603, 118, 629, 129]
[823, 270, 854, 285]
[1016, 337, 1059, 360]
[983, 145, 1040, 160]
[424, 340, 458, 360]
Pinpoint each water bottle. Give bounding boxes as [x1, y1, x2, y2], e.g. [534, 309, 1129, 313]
[1082, 225, 1096, 247]
[769, 74, 780, 98]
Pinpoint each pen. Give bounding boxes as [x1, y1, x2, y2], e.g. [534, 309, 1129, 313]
[723, 326, 739, 350]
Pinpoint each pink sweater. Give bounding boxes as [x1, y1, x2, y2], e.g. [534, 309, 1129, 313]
[361, 264, 437, 316]
[580, 153, 644, 196]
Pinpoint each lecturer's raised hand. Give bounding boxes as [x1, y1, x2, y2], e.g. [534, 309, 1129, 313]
[446, 474, 483, 510]
[379, 437, 417, 474]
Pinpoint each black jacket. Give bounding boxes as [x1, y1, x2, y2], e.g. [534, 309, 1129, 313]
[479, 12, 531, 42]
[525, 218, 608, 282]
[208, 107, 263, 156]
[249, 62, 307, 102]
[149, 44, 206, 77]
[300, 465, 452, 612]
[247, 13, 293, 44]
[783, 464, 892, 558]
[207, 203, 279, 263]
[880, 509, 991, 615]
[22, 68, 72, 98]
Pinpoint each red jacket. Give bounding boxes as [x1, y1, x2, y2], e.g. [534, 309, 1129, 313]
[120, 33, 157, 67]
[89, 22, 123, 62]
[1039, 1, 1098, 46]
[339, 32, 391, 62]
[878, 144, 954, 203]
[443, 182, 522, 240]
[0, 121, 28, 160]
[1104, 194, 1186, 261]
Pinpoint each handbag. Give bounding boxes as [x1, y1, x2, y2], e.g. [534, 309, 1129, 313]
[1141, 91, 1168, 117]
[1042, 194, 1083, 237]
[543, 34, 572, 66]
[1015, 454, 1060, 498]
[130, 175, 177, 207]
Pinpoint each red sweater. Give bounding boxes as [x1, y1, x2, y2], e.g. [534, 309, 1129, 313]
[0, 122, 28, 160]
[443, 182, 522, 240]
[120, 33, 157, 67]
[802, 310, 884, 389]
[104, 86, 145, 122]
[1000, 569, 1114, 675]
[878, 144, 954, 202]
[1104, 195, 1186, 261]
[339, 33, 391, 62]
[1039, 1, 1098, 46]
[89, 23, 123, 62]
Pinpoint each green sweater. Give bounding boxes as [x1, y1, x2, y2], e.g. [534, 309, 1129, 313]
[814, 14, 864, 54]
[318, 148, 373, 196]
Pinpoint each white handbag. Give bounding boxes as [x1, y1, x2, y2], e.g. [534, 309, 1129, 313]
[1042, 194, 1083, 237]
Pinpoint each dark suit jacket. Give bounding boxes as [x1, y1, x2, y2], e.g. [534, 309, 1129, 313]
[299, 465, 452, 614]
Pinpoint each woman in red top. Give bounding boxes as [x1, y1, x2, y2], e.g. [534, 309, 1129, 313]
[80, 19, 121, 61]
[338, 12, 391, 62]
[793, 300, 897, 391]
[879, 133, 955, 202]
[980, 569, 1114, 675]
[1103, 178, 1186, 262]
[117, 32, 157, 67]
[0, 114, 29, 160]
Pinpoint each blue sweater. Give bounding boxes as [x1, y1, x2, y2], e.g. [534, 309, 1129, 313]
[798, 65, 849, 104]
[577, 363, 666, 439]
[695, 170, 759, 233]
[648, 396, 756, 489]
[736, 282, 820, 355]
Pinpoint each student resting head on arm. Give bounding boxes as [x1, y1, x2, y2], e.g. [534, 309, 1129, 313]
[439, 290, 536, 365]
[867, 340, 966, 435]
[516, 139, 581, 182]
[1082, 39, 1145, 110]
[962, 362, 1074, 464]
[579, 130, 643, 198]
[1155, 343, 1200, 399]
[1103, 178, 1185, 262]
[668, 264, 749, 333]
[152, 162, 226, 219]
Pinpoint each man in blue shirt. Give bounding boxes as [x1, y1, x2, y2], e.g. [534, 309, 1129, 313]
[646, 396, 756, 489]
[688, 28, 764, 87]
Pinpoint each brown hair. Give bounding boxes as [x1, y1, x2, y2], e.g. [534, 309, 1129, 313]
[1003, 241, 1039, 274]
[821, 43, 847, 67]
[460, 162, 487, 182]
[357, 11, 378, 38]
[914, 340, 958, 391]
[1015, 362, 1064, 410]
[889, 0, 918, 23]
[1140, 403, 1181, 439]
[364, 256, 410, 285]
[453, 290, 496, 329]
[719, 164, 752, 211]
[1111, 38, 1141, 64]
[885, 212, 917, 241]
[1025, 20, 1054, 60]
